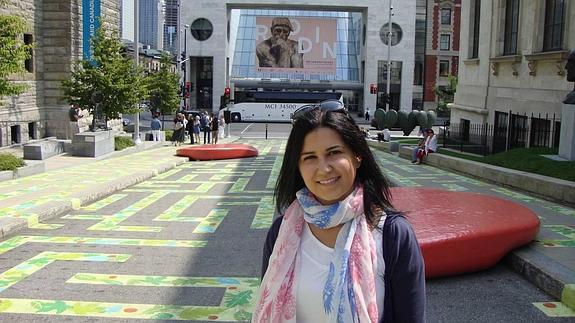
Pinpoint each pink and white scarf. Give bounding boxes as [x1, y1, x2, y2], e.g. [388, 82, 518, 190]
[252, 186, 378, 323]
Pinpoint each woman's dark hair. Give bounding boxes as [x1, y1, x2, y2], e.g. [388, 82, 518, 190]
[274, 108, 394, 227]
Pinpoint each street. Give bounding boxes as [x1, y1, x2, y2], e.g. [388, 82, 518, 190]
[0, 124, 573, 321]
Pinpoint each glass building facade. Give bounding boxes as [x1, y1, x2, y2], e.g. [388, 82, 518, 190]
[231, 9, 362, 82]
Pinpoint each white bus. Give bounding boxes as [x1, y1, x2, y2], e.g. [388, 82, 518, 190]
[226, 91, 343, 123]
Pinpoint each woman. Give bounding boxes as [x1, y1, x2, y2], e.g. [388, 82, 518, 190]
[414, 129, 437, 165]
[254, 101, 426, 323]
[171, 113, 185, 146]
[210, 113, 219, 144]
[193, 115, 201, 144]
[218, 113, 226, 139]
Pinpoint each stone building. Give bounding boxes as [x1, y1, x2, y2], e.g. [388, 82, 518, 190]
[0, 0, 120, 147]
[450, 1, 572, 139]
[422, 0, 461, 110]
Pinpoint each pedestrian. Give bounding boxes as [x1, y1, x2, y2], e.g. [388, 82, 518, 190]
[253, 100, 426, 322]
[414, 128, 437, 165]
[365, 108, 370, 121]
[68, 103, 83, 139]
[186, 114, 195, 144]
[200, 111, 211, 144]
[193, 115, 201, 144]
[218, 113, 226, 139]
[210, 113, 219, 145]
[412, 129, 429, 163]
[172, 113, 185, 146]
[150, 114, 162, 141]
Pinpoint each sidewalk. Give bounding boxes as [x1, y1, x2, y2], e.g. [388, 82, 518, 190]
[0, 136, 237, 238]
[369, 146, 575, 315]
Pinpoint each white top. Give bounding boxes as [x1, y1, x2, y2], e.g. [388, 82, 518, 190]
[382, 129, 391, 141]
[425, 134, 437, 152]
[296, 222, 385, 322]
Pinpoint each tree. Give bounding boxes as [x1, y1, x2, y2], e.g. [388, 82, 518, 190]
[62, 24, 147, 127]
[147, 53, 180, 117]
[435, 76, 458, 116]
[0, 3, 33, 101]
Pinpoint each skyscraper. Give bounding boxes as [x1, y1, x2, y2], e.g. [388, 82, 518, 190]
[163, 0, 179, 54]
[139, 0, 164, 49]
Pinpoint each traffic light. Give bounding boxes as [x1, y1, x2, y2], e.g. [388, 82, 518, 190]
[189, 82, 194, 92]
[180, 52, 186, 63]
[369, 84, 377, 94]
[180, 52, 186, 71]
[223, 87, 231, 105]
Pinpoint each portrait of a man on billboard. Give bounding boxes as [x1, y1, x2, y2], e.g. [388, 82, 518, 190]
[256, 17, 304, 68]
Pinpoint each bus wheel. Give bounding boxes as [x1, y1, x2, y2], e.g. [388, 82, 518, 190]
[231, 113, 241, 122]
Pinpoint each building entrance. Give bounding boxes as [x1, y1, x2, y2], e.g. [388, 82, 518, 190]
[190, 57, 213, 110]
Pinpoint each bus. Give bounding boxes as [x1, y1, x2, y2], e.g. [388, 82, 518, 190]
[226, 91, 343, 123]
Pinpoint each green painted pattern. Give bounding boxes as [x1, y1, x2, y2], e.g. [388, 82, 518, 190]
[538, 225, 575, 247]
[0, 297, 253, 320]
[533, 302, 575, 317]
[267, 151, 284, 189]
[490, 187, 545, 204]
[67, 273, 259, 288]
[150, 168, 182, 180]
[0, 252, 130, 293]
[193, 209, 229, 233]
[544, 205, 575, 218]
[0, 236, 206, 255]
[86, 192, 168, 232]
[251, 196, 275, 229]
[153, 195, 199, 221]
[441, 183, 469, 191]
[81, 194, 127, 211]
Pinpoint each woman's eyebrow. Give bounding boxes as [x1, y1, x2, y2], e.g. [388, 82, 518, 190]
[301, 145, 342, 156]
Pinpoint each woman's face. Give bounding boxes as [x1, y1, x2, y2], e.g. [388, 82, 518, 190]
[298, 127, 360, 205]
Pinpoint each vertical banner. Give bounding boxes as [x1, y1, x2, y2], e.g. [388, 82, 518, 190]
[82, 0, 101, 63]
[254, 17, 337, 75]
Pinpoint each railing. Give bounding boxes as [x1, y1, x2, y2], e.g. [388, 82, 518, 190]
[443, 112, 561, 155]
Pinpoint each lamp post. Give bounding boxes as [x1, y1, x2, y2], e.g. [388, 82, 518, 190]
[133, 0, 141, 144]
[386, 0, 393, 111]
[181, 24, 189, 109]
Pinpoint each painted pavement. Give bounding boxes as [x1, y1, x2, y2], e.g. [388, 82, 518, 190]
[0, 139, 573, 320]
[0, 139, 284, 321]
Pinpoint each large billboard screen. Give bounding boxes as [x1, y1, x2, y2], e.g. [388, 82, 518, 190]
[254, 17, 337, 75]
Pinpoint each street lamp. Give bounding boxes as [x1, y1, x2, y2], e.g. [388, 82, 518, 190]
[133, 0, 141, 144]
[386, 0, 393, 111]
[180, 24, 189, 110]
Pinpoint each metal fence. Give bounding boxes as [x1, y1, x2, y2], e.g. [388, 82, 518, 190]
[442, 111, 561, 155]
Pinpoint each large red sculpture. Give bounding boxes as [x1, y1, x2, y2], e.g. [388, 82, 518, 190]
[390, 187, 540, 278]
[177, 144, 258, 161]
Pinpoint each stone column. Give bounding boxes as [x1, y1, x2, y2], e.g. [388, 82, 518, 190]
[558, 104, 575, 160]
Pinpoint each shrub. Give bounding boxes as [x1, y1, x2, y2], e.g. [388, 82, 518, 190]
[164, 129, 173, 141]
[114, 136, 135, 151]
[0, 153, 25, 171]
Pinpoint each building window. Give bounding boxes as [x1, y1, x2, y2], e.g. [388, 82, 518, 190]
[470, 0, 481, 58]
[440, 34, 450, 50]
[414, 62, 423, 85]
[441, 9, 451, 25]
[190, 18, 213, 41]
[503, 0, 519, 55]
[24, 34, 33, 72]
[439, 60, 450, 76]
[543, 0, 564, 51]
[28, 122, 36, 140]
[10, 125, 21, 144]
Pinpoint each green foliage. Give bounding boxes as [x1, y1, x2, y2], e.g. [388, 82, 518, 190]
[385, 109, 398, 129]
[374, 109, 386, 130]
[435, 76, 458, 115]
[164, 129, 173, 141]
[0, 153, 25, 171]
[147, 53, 180, 116]
[397, 110, 409, 129]
[62, 24, 147, 122]
[439, 147, 575, 182]
[114, 136, 135, 151]
[0, 13, 33, 100]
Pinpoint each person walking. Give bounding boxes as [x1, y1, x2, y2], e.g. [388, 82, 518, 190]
[150, 114, 162, 141]
[193, 115, 201, 144]
[186, 114, 195, 144]
[254, 100, 426, 323]
[218, 113, 226, 139]
[365, 108, 370, 122]
[172, 113, 185, 146]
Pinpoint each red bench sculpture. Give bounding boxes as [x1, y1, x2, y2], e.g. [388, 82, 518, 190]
[390, 187, 540, 278]
[176, 144, 258, 161]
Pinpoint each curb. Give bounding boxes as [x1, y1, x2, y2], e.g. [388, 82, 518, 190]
[505, 247, 575, 310]
[0, 156, 188, 239]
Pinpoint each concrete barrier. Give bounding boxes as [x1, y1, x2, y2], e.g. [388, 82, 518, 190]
[372, 142, 575, 206]
[23, 139, 66, 160]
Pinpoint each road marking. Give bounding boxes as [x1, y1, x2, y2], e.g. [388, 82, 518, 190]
[240, 123, 253, 134]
